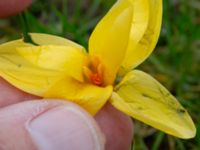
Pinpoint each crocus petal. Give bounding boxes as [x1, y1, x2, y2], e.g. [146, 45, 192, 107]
[17, 45, 86, 82]
[120, 0, 162, 75]
[0, 33, 85, 53]
[45, 77, 113, 115]
[89, 0, 133, 85]
[128, 0, 149, 45]
[110, 70, 196, 139]
[0, 39, 86, 95]
[0, 49, 63, 96]
[30, 33, 85, 51]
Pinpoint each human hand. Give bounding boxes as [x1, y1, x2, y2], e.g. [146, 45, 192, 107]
[0, 77, 133, 150]
[0, 0, 32, 18]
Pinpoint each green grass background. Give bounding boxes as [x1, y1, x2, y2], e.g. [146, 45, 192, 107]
[0, 0, 200, 149]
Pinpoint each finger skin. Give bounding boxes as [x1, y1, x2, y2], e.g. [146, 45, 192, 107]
[0, 0, 32, 18]
[0, 100, 59, 150]
[0, 100, 105, 150]
[0, 78, 38, 108]
[0, 78, 134, 150]
[95, 103, 134, 150]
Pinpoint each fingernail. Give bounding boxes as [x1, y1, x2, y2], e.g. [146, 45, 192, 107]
[27, 106, 105, 150]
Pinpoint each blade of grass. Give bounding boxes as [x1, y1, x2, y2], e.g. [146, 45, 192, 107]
[195, 119, 200, 148]
[51, 5, 75, 35]
[151, 132, 165, 150]
[86, 0, 101, 18]
[24, 11, 55, 34]
[73, 0, 82, 22]
[133, 134, 148, 150]
[18, 11, 38, 45]
[176, 139, 186, 150]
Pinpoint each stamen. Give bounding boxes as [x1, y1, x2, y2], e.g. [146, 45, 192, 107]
[83, 57, 104, 86]
[83, 66, 92, 81]
[97, 64, 103, 77]
[90, 56, 100, 70]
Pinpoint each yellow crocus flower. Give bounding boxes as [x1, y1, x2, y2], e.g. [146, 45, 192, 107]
[0, 0, 196, 139]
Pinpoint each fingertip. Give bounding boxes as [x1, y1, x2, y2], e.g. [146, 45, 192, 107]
[95, 103, 134, 150]
[0, 100, 105, 150]
[28, 104, 105, 150]
[0, 0, 32, 18]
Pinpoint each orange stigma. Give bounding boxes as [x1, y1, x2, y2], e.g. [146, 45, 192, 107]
[90, 73, 102, 86]
[83, 56, 104, 86]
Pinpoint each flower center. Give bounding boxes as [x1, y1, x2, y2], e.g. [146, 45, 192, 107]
[83, 56, 104, 86]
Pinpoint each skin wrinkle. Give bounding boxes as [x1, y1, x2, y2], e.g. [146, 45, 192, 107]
[0, 100, 64, 125]
[26, 105, 105, 150]
[0, 105, 38, 150]
[0, 100, 96, 150]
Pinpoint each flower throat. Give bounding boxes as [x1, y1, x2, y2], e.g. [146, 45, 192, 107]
[83, 56, 104, 86]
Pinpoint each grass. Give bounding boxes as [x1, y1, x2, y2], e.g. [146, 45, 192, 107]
[0, 0, 200, 149]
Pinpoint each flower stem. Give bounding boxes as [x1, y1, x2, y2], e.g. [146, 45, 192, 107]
[18, 11, 38, 45]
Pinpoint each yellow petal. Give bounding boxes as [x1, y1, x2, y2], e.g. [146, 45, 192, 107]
[45, 77, 113, 115]
[30, 33, 85, 51]
[0, 33, 85, 53]
[110, 70, 196, 139]
[0, 33, 87, 95]
[128, 0, 149, 45]
[120, 0, 162, 75]
[17, 45, 86, 81]
[0, 39, 31, 53]
[89, 0, 133, 85]
[0, 49, 63, 96]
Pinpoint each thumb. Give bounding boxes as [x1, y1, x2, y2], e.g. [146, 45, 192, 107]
[0, 100, 105, 150]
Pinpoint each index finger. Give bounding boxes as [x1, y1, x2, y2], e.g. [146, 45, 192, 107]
[0, 0, 32, 18]
[0, 77, 38, 108]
